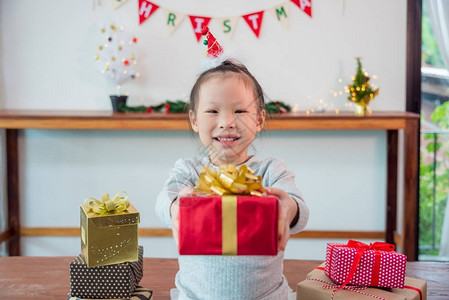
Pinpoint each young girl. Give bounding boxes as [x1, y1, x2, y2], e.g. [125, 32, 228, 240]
[155, 60, 309, 300]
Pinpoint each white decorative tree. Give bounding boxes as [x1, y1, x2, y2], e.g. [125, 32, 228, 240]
[95, 23, 139, 96]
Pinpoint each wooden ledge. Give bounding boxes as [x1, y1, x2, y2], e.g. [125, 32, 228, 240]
[0, 110, 419, 130]
[18, 227, 385, 240]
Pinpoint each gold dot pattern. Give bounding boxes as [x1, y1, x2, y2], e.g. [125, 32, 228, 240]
[70, 246, 143, 299]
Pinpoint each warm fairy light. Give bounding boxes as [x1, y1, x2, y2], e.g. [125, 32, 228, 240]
[335, 109, 340, 114]
[372, 75, 378, 79]
[339, 91, 343, 95]
[95, 24, 139, 88]
[306, 110, 311, 115]
[293, 103, 299, 113]
[333, 92, 338, 97]
[338, 78, 342, 83]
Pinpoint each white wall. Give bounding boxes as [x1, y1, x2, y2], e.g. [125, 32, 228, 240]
[0, 0, 407, 259]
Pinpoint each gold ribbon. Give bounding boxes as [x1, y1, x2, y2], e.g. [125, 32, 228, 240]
[84, 191, 130, 215]
[222, 196, 237, 255]
[194, 164, 265, 196]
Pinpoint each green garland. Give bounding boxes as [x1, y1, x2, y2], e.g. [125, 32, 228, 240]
[265, 101, 291, 114]
[118, 100, 291, 114]
[118, 100, 189, 113]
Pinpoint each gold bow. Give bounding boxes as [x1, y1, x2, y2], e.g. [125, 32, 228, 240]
[84, 191, 130, 215]
[194, 164, 265, 196]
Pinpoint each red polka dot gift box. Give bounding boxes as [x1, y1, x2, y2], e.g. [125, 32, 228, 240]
[325, 240, 407, 289]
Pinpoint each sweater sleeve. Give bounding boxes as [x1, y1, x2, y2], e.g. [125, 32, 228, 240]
[266, 159, 309, 234]
[155, 159, 197, 228]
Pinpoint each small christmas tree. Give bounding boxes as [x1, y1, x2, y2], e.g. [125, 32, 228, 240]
[95, 23, 139, 95]
[346, 57, 379, 114]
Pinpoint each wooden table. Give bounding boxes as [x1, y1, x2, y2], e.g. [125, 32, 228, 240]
[0, 110, 420, 259]
[0, 257, 447, 299]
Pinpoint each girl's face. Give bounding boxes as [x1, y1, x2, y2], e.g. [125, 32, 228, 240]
[189, 73, 265, 166]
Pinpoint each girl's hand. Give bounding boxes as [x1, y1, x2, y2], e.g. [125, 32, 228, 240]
[170, 186, 193, 248]
[266, 187, 299, 251]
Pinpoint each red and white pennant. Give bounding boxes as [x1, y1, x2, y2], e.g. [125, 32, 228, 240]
[137, 0, 312, 40]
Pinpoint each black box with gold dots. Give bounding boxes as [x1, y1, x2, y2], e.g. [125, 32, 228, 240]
[80, 203, 140, 268]
[70, 245, 143, 299]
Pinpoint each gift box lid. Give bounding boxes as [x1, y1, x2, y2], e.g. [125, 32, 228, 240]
[80, 203, 140, 228]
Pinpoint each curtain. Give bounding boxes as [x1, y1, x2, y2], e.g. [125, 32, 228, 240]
[426, 0, 449, 258]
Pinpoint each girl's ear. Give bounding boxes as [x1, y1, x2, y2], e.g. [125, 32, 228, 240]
[189, 110, 199, 132]
[256, 110, 266, 132]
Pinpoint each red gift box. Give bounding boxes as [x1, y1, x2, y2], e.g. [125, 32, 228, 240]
[325, 240, 407, 289]
[178, 195, 278, 255]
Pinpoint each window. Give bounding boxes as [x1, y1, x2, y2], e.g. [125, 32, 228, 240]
[419, 0, 449, 261]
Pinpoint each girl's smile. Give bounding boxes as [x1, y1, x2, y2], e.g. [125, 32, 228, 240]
[213, 135, 241, 147]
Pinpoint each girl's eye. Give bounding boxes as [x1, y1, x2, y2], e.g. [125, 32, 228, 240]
[235, 110, 247, 114]
[206, 110, 218, 113]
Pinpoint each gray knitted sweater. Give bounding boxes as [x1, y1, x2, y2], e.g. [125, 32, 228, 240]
[155, 156, 309, 300]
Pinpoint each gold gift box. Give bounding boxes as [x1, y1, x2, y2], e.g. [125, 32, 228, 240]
[80, 203, 140, 267]
[297, 264, 427, 300]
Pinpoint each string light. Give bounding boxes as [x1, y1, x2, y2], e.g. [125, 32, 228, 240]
[95, 23, 139, 87]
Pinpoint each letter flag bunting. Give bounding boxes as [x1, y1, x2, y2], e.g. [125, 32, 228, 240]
[134, 0, 312, 41]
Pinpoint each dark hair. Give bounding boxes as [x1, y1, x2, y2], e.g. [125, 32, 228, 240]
[189, 60, 265, 114]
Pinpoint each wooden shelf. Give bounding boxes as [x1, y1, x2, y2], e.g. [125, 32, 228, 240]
[0, 110, 418, 130]
[0, 109, 421, 260]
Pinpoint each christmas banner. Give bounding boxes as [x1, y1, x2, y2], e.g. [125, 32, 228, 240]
[216, 17, 239, 40]
[138, 0, 159, 25]
[270, 4, 290, 29]
[291, 0, 312, 17]
[134, 1, 312, 40]
[113, 0, 129, 9]
[164, 9, 186, 36]
[189, 16, 212, 41]
[242, 11, 264, 38]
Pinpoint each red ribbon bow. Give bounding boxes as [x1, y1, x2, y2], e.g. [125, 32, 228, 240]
[332, 240, 395, 292]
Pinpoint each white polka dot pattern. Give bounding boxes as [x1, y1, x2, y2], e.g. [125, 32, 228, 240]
[70, 245, 143, 299]
[324, 242, 406, 288]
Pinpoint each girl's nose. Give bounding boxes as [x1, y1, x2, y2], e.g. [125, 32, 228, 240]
[218, 113, 236, 129]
